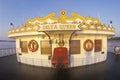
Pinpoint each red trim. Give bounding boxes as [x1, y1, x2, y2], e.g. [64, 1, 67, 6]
[28, 40, 38, 52]
[83, 39, 94, 51]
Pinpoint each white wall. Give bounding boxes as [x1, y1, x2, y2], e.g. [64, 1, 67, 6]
[16, 34, 108, 67]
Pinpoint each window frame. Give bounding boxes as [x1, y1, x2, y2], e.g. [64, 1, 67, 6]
[40, 40, 51, 55]
[20, 41, 28, 53]
[94, 39, 102, 52]
[70, 40, 80, 54]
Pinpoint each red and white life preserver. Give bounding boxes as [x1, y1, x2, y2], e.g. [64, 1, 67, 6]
[83, 39, 94, 51]
[28, 40, 38, 52]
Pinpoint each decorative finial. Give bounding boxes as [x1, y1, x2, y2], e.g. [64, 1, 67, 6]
[110, 21, 112, 24]
[10, 22, 14, 29]
[60, 10, 66, 16]
[10, 22, 13, 26]
[109, 21, 113, 27]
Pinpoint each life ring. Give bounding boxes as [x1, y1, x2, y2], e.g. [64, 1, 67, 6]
[28, 40, 39, 52]
[83, 39, 94, 51]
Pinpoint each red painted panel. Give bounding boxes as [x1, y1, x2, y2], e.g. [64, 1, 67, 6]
[52, 47, 69, 65]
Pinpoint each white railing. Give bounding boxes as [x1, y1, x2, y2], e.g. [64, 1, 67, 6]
[0, 48, 16, 57]
[17, 56, 52, 67]
[70, 54, 106, 67]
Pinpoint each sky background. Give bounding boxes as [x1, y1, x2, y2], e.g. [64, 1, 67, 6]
[0, 0, 120, 40]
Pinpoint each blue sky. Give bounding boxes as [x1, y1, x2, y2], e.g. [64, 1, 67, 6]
[0, 0, 120, 40]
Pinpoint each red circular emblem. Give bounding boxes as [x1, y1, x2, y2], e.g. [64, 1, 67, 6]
[83, 39, 94, 51]
[28, 40, 39, 52]
[61, 11, 66, 15]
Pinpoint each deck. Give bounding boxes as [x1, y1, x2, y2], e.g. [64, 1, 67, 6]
[0, 52, 120, 80]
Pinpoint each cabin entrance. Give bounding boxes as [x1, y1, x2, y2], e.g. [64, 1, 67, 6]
[38, 30, 79, 68]
[51, 33, 70, 68]
[52, 46, 69, 68]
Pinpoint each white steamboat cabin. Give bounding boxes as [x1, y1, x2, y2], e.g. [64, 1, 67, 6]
[8, 10, 115, 68]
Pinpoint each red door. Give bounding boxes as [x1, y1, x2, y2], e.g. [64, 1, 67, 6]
[52, 47, 69, 68]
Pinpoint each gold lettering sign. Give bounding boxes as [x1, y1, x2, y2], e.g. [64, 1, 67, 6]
[40, 24, 79, 31]
[43, 25, 57, 29]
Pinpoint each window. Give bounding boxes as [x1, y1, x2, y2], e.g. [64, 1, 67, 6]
[20, 41, 28, 53]
[70, 40, 80, 54]
[41, 41, 51, 55]
[94, 40, 102, 52]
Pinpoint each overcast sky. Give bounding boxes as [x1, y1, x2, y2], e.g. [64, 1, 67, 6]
[0, 0, 120, 40]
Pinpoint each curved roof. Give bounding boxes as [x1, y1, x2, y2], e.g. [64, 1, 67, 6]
[8, 10, 115, 38]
